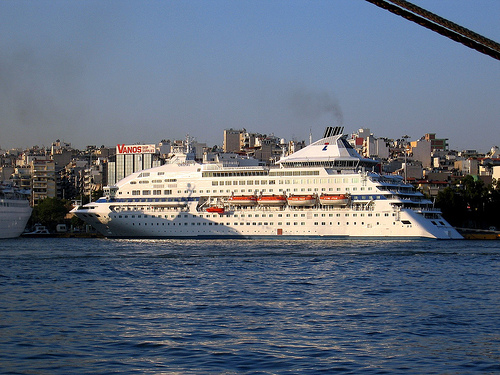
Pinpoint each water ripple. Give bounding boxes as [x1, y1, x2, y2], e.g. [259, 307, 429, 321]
[0, 238, 499, 374]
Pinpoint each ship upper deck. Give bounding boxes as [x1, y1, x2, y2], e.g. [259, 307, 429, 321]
[277, 134, 377, 169]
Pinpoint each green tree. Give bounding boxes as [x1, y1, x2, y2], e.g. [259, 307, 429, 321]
[436, 175, 498, 229]
[462, 175, 489, 228]
[30, 197, 70, 231]
[484, 179, 500, 229]
[435, 186, 467, 227]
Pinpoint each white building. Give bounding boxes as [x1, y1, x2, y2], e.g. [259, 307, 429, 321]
[365, 136, 390, 159]
[411, 139, 432, 168]
[223, 129, 244, 153]
[107, 144, 161, 185]
[493, 165, 500, 182]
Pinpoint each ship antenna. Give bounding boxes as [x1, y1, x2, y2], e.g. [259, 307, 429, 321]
[186, 134, 192, 154]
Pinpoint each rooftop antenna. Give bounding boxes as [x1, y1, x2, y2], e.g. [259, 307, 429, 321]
[185, 134, 192, 154]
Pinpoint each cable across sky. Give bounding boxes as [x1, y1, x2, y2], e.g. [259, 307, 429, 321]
[365, 0, 500, 60]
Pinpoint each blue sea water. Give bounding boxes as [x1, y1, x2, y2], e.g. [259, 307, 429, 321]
[0, 238, 499, 374]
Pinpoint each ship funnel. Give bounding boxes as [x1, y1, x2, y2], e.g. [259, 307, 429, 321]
[323, 126, 344, 138]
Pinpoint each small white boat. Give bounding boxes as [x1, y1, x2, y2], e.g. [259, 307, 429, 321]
[23, 224, 51, 237]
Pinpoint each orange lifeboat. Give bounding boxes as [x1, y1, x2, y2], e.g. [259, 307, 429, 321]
[319, 194, 349, 206]
[227, 195, 257, 206]
[287, 194, 317, 207]
[257, 194, 287, 206]
[206, 206, 225, 214]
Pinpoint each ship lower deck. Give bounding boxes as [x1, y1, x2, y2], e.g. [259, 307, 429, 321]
[75, 203, 462, 239]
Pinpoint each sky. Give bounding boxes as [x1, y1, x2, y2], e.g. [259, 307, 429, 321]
[1, 0, 499, 152]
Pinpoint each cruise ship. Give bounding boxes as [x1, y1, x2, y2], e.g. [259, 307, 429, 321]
[72, 128, 462, 239]
[0, 183, 32, 239]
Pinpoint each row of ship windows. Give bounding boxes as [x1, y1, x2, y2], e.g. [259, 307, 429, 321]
[129, 177, 364, 186]
[206, 185, 374, 191]
[137, 170, 363, 179]
[81, 212, 405, 227]
[132, 180, 176, 185]
[131, 178, 177, 184]
[214, 180, 276, 185]
[112, 213, 395, 219]
[432, 220, 447, 226]
[123, 221, 388, 226]
[202, 170, 322, 178]
[0, 201, 28, 207]
[137, 171, 175, 179]
[125, 186, 375, 196]
[211, 178, 362, 185]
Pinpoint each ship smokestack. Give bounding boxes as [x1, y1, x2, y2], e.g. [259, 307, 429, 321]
[323, 126, 344, 138]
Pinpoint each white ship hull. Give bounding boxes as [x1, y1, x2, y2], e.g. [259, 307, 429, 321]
[0, 199, 32, 239]
[76, 202, 460, 239]
[72, 131, 462, 240]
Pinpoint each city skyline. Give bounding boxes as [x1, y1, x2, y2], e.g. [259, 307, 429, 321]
[2, 127, 496, 157]
[1, 0, 499, 152]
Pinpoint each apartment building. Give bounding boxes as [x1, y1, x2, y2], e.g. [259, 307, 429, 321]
[30, 159, 56, 206]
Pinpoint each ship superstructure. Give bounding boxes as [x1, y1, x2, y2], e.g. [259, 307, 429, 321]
[72, 129, 462, 239]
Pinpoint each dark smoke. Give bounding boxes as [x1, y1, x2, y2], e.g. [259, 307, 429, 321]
[0, 45, 86, 146]
[289, 87, 343, 125]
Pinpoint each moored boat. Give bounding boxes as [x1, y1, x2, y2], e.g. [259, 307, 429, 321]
[287, 194, 317, 207]
[257, 194, 287, 206]
[71, 127, 463, 239]
[22, 224, 51, 237]
[206, 206, 225, 214]
[228, 195, 257, 206]
[0, 183, 32, 239]
[319, 194, 349, 206]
